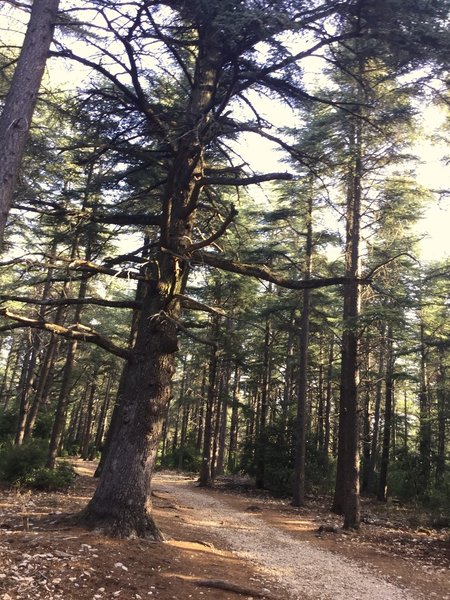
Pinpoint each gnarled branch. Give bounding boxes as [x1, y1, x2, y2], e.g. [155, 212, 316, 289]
[0, 294, 140, 310]
[195, 252, 368, 290]
[0, 307, 130, 359]
[187, 206, 238, 252]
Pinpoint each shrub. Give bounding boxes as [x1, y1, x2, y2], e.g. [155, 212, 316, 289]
[160, 444, 201, 472]
[24, 462, 77, 491]
[0, 442, 76, 491]
[0, 410, 18, 442]
[0, 440, 47, 484]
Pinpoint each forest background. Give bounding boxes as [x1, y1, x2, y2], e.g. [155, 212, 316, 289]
[0, 0, 449, 538]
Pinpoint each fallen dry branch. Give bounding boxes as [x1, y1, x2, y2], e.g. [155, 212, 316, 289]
[193, 578, 272, 598]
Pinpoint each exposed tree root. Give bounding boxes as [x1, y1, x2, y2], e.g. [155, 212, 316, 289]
[78, 508, 165, 541]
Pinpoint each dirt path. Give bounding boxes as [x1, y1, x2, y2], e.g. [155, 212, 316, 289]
[154, 473, 435, 600]
[0, 464, 449, 600]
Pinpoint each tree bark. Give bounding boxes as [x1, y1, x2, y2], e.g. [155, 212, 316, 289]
[255, 314, 272, 489]
[0, 0, 60, 245]
[82, 25, 221, 532]
[377, 327, 394, 502]
[293, 191, 313, 507]
[199, 332, 218, 487]
[332, 110, 363, 530]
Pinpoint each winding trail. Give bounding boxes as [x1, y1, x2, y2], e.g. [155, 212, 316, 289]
[155, 474, 422, 600]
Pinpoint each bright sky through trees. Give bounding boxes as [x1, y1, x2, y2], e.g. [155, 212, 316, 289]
[0, 4, 448, 262]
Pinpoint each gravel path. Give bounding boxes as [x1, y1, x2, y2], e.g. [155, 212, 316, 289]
[155, 475, 421, 600]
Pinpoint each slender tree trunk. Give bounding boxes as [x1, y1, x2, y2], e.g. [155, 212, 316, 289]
[377, 328, 394, 501]
[361, 349, 372, 494]
[90, 372, 113, 458]
[255, 315, 271, 489]
[199, 334, 218, 487]
[176, 359, 188, 470]
[24, 332, 59, 439]
[216, 354, 231, 476]
[293, 192, 313, 507]
[195, 364, 207, 453]
[333, 111, 363, 530]
[0, 0, 60, 244]
[227, 364, 240, 473]
[0, 339, 18, 410]
[367, 330, 385, 494]
[81, 377, 98, 460]
[211, 369, 224, 480]
[323, 336, 334, 458]
[280, 312, 296, 442]
[435, 347, 447, 485]
[418, 321, 431, 493]
[46, 337, 78, 467]
[14, 329, 36, 445]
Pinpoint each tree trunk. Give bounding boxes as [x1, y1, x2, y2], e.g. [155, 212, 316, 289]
[199, 334, 218, 487]
[227, 364, 240, 473]
[14, 329, 36, 445]
[81, 377, 98, 460]
[332, 112, 363, 530]
[216, 355, 231, 476]
[366, 330, 385, 494]
[80, 295, 179, 538]
[293, 191, 313, 507]
[377, 328, 394, 502]
[418, 321, 431, 493]
[435, 347, 447, 485]
[323, 336, 334, 458]
[90, 372, 113, 459]
[0, 0, 60, 244]
[255, 315, 272, 489]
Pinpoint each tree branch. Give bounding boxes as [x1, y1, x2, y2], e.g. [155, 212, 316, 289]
[200, 172, 294, 187]
[0, 308, 131, 359]
[0, 294, 140, 310]
[187, 206, 238, 252]
[175, 294, 227, 316]
[93, 212, 161, 227]
[195, 252, 368, 290]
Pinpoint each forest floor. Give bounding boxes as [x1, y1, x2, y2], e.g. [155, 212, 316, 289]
[0, 461, 448, 600]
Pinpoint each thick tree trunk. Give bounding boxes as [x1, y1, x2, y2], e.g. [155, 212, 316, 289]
[80, 16, 227, 538]
[81, 297, 178, 538]
[0, 0, 60, 244]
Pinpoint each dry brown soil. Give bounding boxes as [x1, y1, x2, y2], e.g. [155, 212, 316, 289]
[0, 460, 448, 600]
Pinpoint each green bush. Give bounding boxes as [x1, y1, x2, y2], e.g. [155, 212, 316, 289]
[24, 462, 77, 491]
[0, 440, 47, 484]
[159, 443, 201, 472]
[0, 410, 18, 442]
[0, 442, 76, 491]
